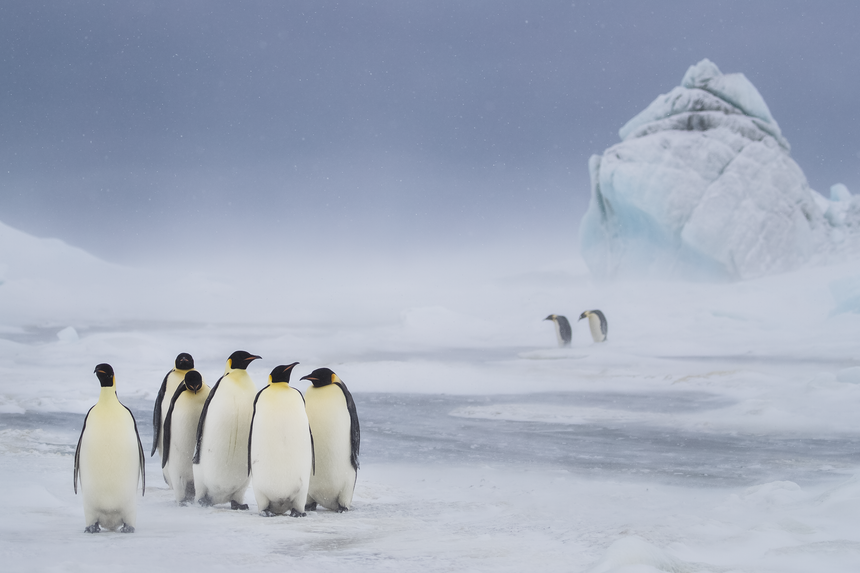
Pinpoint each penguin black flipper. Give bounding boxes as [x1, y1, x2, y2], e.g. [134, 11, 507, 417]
[335, 382, 360, 471]
[151, 370, 171, 456]
[557, 316, 572, 345]
[193, 376, 223, 465]
[162, 382, 188, 469]
[594, 310, 608, 339]
[247, 384, 268, 476]
[121, 403, 146, 496]
[73, 405, 95, 494]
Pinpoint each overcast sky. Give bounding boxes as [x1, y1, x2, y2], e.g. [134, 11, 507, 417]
[1, 1, 858, 264]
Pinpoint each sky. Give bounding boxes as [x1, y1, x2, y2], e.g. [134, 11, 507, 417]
[0, 0, 858, 265]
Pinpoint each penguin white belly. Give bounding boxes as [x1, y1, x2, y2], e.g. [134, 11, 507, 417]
[306, 385, 355, 510]
[588, 314, 605, 342]
[251, 386, 312, 514]
[166, 390, 208, 503]
[194, 376, 255, 505]
[79, 402, 140, 530]
[157, 369, 185, 486]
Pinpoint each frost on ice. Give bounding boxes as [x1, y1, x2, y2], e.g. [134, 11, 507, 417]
[580, 58, 860, 281]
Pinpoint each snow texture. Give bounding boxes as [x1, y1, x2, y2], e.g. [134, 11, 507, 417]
[3, 220, 860, 571]
[581, 59, 860, 281]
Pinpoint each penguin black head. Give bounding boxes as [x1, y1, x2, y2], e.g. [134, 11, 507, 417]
[227, 350, 261, 370]
[544, 314, 558, 321]
[301, 367, 342, 388]
[578, 311, 589, 321]
[270, 362, 299, 384]
[184, 370, 204, 393]
[94, 363, 115, 388]
[175, 352, 194, 370]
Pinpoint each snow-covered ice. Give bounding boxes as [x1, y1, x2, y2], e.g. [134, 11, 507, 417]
[1, 222, 860, 571]
[581, 59, 860, 282]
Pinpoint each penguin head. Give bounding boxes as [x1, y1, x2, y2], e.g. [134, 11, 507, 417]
[226, 350, 261, 370]
[578, 311, 590, 321]
[269, 362, 299, 385]
[94, 363, 115, 388]
[174, 352, 194, 370]
[301, 367, 342, 388]
[184, 370, 204, 393]
[544, 314, 558, 322]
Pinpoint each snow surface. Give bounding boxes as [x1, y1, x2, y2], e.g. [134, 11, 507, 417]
[2, 223, 860, 571]
[582, 59, 860, 282]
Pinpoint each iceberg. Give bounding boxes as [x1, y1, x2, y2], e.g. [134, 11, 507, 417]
[581, 59, 860, 281]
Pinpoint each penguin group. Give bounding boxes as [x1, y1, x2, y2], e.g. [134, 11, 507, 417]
[74, 351, 360, 532]
[544, 310, 608, 346]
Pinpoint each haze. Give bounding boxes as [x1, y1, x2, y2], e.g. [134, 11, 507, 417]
[1, 1, 858, 265]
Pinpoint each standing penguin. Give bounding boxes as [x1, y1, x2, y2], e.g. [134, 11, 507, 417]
[543, 314, 572, 347]
[162, 370, 210, 504]
[301, 367, 359, 512]
[193, 350, 260, 509]
[579, 310, 608, 342]
[151, 352, 195, 487]
[249, 363, 313, 517]
[74, 363, 145, 533]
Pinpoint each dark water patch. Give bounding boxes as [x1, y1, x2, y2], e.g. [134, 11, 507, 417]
[4, 392, 859, 488]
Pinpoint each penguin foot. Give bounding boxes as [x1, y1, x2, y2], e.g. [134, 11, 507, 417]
[198, 495, 213, 507]
[289, 509, 307, 518]
[304, 501, 318, 511]
[260, 509, 276, 517]
[336, 505, 349, 513]
[120, 523, 135, 534]
[84, 522, 100, 534]
[230, 500, 249, 511]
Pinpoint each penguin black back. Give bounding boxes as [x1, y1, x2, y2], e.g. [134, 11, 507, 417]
[544, 314, 572, 346]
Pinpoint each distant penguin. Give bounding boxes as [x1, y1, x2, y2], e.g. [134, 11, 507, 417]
[193, 350, 260, 509]
[162, 370, 210, 504]
[543, 314, 572, 347]
[151, 352, 195, 487]
[249, 363, 314, 517]
[301, 367, 360, 512]
[74, 364, 145, 533]
[579, 310, 608, 342]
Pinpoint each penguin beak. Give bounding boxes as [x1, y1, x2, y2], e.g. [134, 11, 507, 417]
[247, 355, 262, 363]
[300, 375, 317, 382]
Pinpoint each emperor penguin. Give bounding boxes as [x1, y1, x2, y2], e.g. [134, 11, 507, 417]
[301, 367, 360, 512]
[579, 309, 608, 342]
[543, 314, 572, 347]
[74, 364, 145, 533]
[249, 363, 314, 517]
[151, 352, 195, 486]
[162, 370, 210, 504]
[193, 350, 260, 509]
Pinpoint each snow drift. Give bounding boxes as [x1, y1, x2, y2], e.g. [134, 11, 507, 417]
[580, 59, 860, 281]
